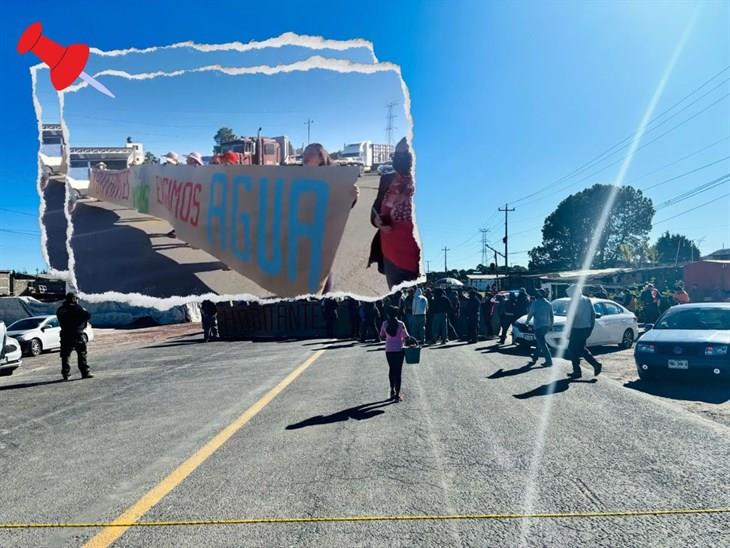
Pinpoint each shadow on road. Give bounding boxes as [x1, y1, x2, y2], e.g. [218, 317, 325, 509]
[0, 379, 68, 391]
[480, 345, 529, 356]
[311, 342, 357, 351]
[513, 377, 598, 399]
[489, 362, 550, 379]
[624, 379, 730, 404]
[429, 341, 472, 350]
[286, 399, 395, 429]
[144, 339, 204, 349]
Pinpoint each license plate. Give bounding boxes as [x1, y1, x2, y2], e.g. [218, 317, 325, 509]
[523, 334, 535, 341]
[668, 359, 688, 369]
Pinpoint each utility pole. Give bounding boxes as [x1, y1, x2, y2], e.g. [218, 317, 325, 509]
[426, 260, 431, 273]
[442, 246, 450, 273]
[480, 228, 489, 266]
[498, 203, 515, 272]
[385, 101, 398, 148]
[485, 243, 506, 289]
[304, 118, 314, 145]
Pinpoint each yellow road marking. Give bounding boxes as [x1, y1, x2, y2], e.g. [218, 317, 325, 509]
[83, 349, 326, 548]
[1, 507, 727, 529]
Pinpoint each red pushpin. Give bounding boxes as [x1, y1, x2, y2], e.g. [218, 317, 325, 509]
[17, 22, 115, 98]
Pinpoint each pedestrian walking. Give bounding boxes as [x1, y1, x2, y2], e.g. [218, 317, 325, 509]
[465, 289, 482, 343]
[447, 289, 461, 340]
[200, 299, 219, 342]
[380, 306, 410, 401]
[56, 292, 93, 381]
[566, 285, 602, 378]
[499, 293, 516, 344]
[359, 301, 379, 342]
[411, 287, 428, 344]
[348, 298, 361, 339]
[526, 289, 554, 366]
[430, 288, 452, 344]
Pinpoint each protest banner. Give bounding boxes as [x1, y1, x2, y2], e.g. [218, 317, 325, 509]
[89, 165, 359, 297]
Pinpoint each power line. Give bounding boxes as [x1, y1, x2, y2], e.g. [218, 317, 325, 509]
[641, 156, 729, 191]
[654, 191, 730, 225]
[655, 173, 730, 209]
[507, 66, 730, 206]
[0, 207, 36, 217]
[0, 228, 40, 236]
[516, 92, 730, 208]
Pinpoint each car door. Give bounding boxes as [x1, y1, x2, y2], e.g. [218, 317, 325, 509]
[595, 302, 626, 344]
[587, 302, 610, 346]
[42, 317, 62, 350]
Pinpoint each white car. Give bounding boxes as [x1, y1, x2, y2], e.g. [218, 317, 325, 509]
[512, 297, 639, 350]
[377, 162, 394, 176]
[0, 322, 23, 376]
[6, 315, 95, 357]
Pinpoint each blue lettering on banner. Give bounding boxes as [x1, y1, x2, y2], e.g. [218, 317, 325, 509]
[231, 175, 253, 261]
[287, 179, 329, 293]
[208, 172, 228, 250]
[257, 177, 283, 274]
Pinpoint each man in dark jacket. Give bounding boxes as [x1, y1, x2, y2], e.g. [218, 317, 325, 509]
[465, 290, 482, 343]
[430, 289, 453, 344]
[201, 299, 219, 342]
[322, 298, 339, 339]
[56, 292, 92, 381]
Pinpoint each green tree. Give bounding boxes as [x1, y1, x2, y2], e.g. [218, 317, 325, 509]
[214, 127, 236, 145]
[143, 152, 159, 165]
[653, 231, 700, 264]
[528, 184, 654, 272]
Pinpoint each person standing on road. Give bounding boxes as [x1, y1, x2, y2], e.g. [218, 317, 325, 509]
[56, 292, 93, 381]
[201, 299, 219, 342]
[465, 289, 482, 344]
[322, 298, 339, 339]
[380, 306, 410, 401]
[566, 285, 602, 378]
[430, 288, 452, 344]
[526, 289, 554, 366]
[411, 287, 428, 344]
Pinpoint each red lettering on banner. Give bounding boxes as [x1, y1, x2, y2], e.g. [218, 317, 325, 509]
[94, 170, 130, 201]
[191, 184, 202, 226]
[154, 177, 202, 228]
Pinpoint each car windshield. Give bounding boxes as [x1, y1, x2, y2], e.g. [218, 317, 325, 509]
[8, 318, 44, 330]
[552, 300, 569, 316]
[655, 308, 730, 330]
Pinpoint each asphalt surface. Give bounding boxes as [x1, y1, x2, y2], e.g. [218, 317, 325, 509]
[66, 174, 391, 299]
[0, 337, 728, 547]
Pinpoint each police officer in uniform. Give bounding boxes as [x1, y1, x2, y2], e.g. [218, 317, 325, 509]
[57, 292, 93, 381]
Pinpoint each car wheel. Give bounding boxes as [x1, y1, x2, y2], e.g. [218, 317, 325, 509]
[619, 329, 635, 349]
[29, 338, 43, 357]
[637, 367, 654, 382]
[81, 333, 89, 343]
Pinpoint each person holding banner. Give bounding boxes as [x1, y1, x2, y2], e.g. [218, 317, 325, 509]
[369, 138, 420, 289]
[379, 306, 410, 402]
[303, 143, 359, 294]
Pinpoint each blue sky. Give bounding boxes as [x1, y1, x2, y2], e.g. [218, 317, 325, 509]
[2, 0, 729, 273]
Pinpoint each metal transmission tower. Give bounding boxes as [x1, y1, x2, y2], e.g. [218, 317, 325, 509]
[304, 118, 314, 145]
[385, 101, 398, 148]
[480, 228, 490, 266]
[499, 203, 515, 272]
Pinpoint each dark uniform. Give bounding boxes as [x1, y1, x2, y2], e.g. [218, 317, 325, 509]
[201, 300, 219, 342]
[56, 296, 92, 380]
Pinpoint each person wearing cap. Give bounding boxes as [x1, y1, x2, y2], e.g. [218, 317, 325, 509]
[186, 152, 204, 166]
[368, 137, 420, 289]
[163, 151, 179, 165]
[56, 292, 93, 381]
[565, 284, 601, 378]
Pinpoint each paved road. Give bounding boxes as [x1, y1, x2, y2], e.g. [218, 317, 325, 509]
[67, 175, 392, 299]
[1, 338, 728, 547]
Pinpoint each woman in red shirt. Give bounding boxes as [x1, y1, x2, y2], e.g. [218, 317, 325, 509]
[368, 138, 420, 289]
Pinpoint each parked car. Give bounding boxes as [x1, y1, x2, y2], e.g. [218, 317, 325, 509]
[512, 297, 639, 350]
[377, 161, 394, 175]
[6, 315, 94, 357]
[634, 303, 730, 381]
[0, 322, 23, 376]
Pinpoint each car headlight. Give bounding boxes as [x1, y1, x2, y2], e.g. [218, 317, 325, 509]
[704, 345, 728, 356]
[636, 343, 656, 353]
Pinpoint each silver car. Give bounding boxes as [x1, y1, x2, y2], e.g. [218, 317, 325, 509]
[7, 315, 95, 357]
